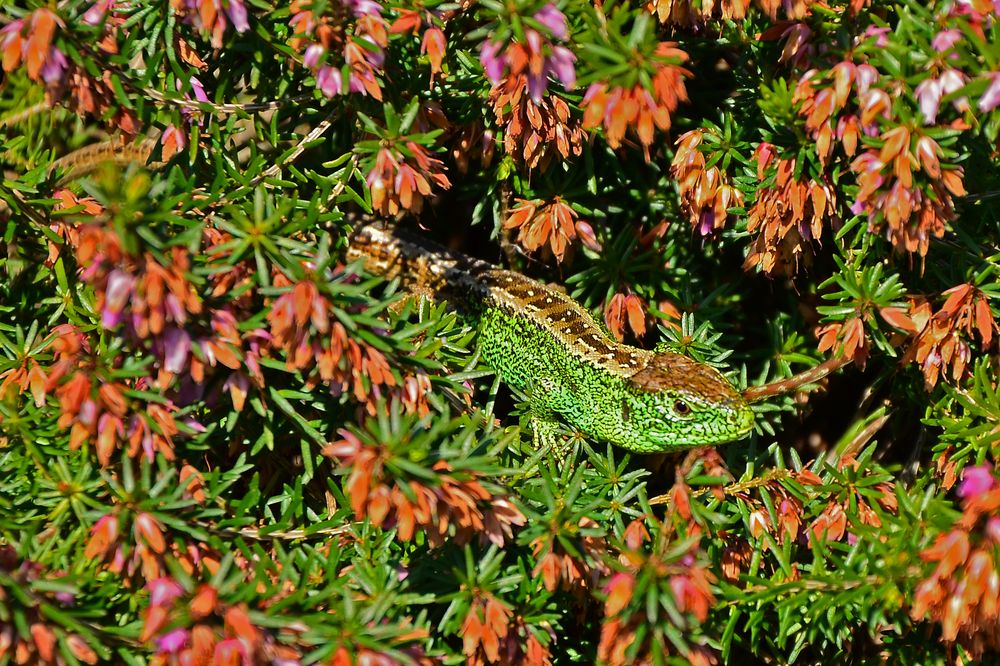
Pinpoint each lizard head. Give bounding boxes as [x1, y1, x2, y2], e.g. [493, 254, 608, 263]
[620, 352, 754, 452]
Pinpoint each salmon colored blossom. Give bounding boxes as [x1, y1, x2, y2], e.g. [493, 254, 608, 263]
[479, 6, 575, 102]
[487, 48, 583, 170]
[648, 0, 819, 25]
[531, 517, 610, 596]
[899, 284, 996, 388]
[85, 509, 221, 584]
[582, 44, 689, 160]
[604, 292, 647, 342]
[850, 129, 965, 258]
[599, 519, 716, 666]
[142, 580, 308, 666]
[0, 547, 99, 665]
[671, 129, 744, 235]
[290, 0, 387, 100]
[912, 466, 1000, 658]
[1, 9, 65, 82]
[169, 0, 250, 49]
[324, 429, 526, 547]
[503, 197, 598, 264]
[365, 142, 451, 217]
[745, 147, 838, 275]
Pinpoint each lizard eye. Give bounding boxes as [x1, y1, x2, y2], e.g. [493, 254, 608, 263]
[673, 399, 691, 416]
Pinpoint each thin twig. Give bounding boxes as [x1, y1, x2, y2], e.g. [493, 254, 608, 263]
[649, 468, 796, 506]
[247, 110, 337, 188]
[0, 101, 51, 129]
[226, 523, 353, 541]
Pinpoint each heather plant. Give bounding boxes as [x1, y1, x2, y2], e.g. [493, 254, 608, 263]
[1, 0, 1000, 664]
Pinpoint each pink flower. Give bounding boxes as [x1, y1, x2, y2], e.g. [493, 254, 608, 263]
[0, 20, 23, 39]
[83, 0, 112, 25]
[533, 3, 568, 40]
[862, 25, 890, 47]
[480, 40, 506, 83]
[979, 72, 1000, 113]
[316, 65, 343, 97]
[548, 45, 576, 88]
[932, 28, 962, 54]
[156, 628, 189, 654]
[225, 0, 249, 32]
[988, 517, 1000, 543]
[959, 464, 996, 499]
[916, 68, 967, 124]
[148, 577, 184, 607]
[189, 76, 209, 103]
[214, 639, 248, 664]
[855, 64, 879, 95]
[40, 47, 67, 84]
[303, 44, 325, 69]
[160, 124, 187, 158]
[162, 328, 191, 374]
[915, 78, 944, 124]
[103, 270, 135, 328]
[345, 0, 381, 17]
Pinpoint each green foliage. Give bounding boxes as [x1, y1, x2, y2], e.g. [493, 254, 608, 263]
[2, 0, 1000, 664]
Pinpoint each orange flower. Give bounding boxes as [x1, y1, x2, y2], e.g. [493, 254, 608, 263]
[598, 522, 716, 666]
[850, 132, 965, 258]
[1, 9, 64, 81]
[745, 148, 837, 275]
[503, 197, 598, 263]
[462, 596, 511, 663]
[902, 284, 996, 388]
[531, 517, 610, 595]
[290, 0, 388, 100]
[325, 430, 525, 547]
[794, 62, 881, 165]
[267, 278, 431, 413]
[912, 471, 1000, 658]
[169, 0, 250, 49]
[141, 580, 310, 665]
[582, 44, 690, 160]
[816, 315, 869, 367]
[809, 502, 847, 544]
[35, 324, 184, 465]
[671, 129, 744, 235]
[366, 142, 451, 217]
[488, 73, 583, 171]
[421, 27, 446, 83]
[604, 293, 647, 342]
[648, 0, 809, 25]
[0, 548, 99, 665]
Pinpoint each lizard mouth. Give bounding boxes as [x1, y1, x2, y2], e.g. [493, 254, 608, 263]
[647, 409, 755, 445]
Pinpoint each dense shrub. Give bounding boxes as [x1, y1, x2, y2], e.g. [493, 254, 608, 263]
[1, 0, 1000, 663]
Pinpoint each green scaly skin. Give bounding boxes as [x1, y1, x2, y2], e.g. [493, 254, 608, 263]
[476, 271, 754, 453]
[349, 224, 755, 454]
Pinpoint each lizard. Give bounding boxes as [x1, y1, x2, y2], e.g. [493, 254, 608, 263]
[347, 223, 755, 453]
[16, 137, 757, 452]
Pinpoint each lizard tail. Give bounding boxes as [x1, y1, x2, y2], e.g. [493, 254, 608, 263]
[50, 138, 161, 186]
[347, 223, 491, 297]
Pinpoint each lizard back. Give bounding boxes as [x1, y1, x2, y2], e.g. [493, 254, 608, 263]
[347, 224, 648, 377]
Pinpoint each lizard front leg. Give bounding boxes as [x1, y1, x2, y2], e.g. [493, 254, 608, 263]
[528, 376, 574, 458]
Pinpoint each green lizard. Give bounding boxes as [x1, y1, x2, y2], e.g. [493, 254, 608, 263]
[348, 223, 754, 453]
[35, 139, 755, 452]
